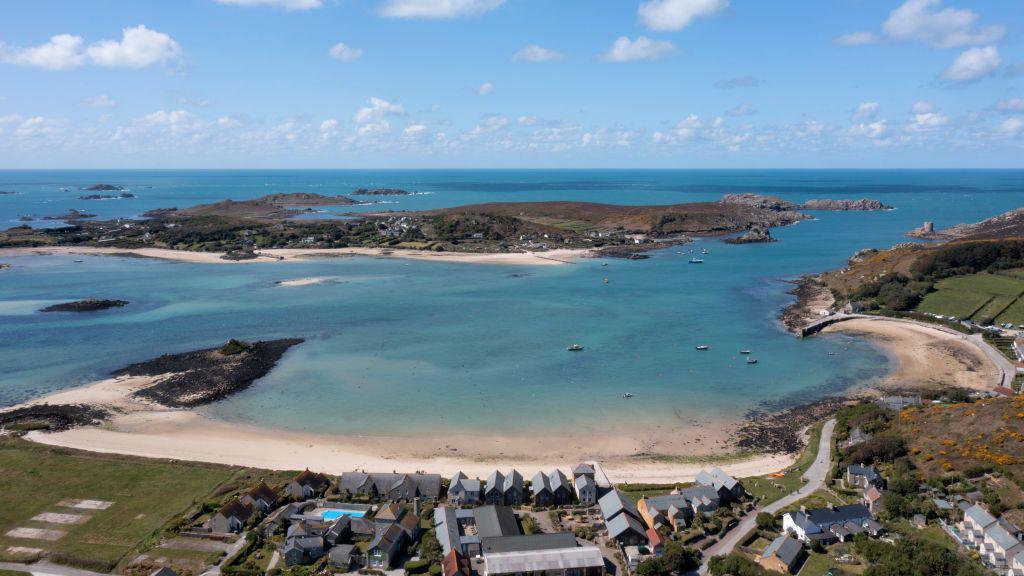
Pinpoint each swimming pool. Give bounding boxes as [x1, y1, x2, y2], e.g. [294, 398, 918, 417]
[320, 509, 366, 521]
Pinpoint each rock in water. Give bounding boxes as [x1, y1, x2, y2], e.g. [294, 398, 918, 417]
[725, 226, 775, 244]
[41, 299, 129, 312]
[82, 184, 125, 191]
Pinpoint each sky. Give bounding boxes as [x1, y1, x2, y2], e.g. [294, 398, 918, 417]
[0, 0, 1022, 169]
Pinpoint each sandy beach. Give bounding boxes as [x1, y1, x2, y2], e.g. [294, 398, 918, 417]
[0, 246, 588, 267]
[12, 372, 791, 484]
[821, 317, 1002, 392]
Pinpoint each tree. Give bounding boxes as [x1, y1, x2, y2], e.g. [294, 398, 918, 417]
[635, 557, 665, 576]
[755, 512, 776, 530]
[661, 541, 700, 573]
[418, 530, 443, 564]
[707, 554, 767, 576]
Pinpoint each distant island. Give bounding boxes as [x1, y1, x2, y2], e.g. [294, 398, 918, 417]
[721, 193, 892, 212]
[79, 192, 136, 200]
[351, 187, 412, 196]
[80, 184, 125, 191]
[41, 299, 129, 312]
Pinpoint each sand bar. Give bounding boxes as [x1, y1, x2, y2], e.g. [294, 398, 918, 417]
[0, 246, 589, 266]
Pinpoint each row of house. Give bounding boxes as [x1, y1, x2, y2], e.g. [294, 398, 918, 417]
[284, 501, 423, 569]
[959, 503, 1024, 572]
[433, 504, 605, 576]
[448, 464, 602, 508]
[782, 503, 884, 545]
[210, 481, 281, 533]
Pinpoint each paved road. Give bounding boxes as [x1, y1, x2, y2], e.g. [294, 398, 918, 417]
[697, 418, 836, 574]
[968, 333, 1016, 389]
[0, 560, 110, 576]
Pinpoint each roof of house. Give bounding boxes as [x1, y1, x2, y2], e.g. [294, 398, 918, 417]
[245, 482, 277, 504]
[376, 502, 403, 522]
[503, 470, 523, 493]
[337, 472, 442, 499]
[442, 550, 472, 576]
[548, 469, 571, 493]
[805, 504, 872, 527]
[150, 568, 177, 576]
[848, 465, 881, 483]
[574, 474, 595, 493]
[987, 524, 1021, 551]
[292, 469, 330, 489]
[865, 486, 885, 502]
[646, 527, 663, 549]
[483, 545, 604, 575]
[677, 485, 720, 507]
[369, 522, 406, 553]
[216, 499, 253, 522]
[695, 467, 739, 491]
[481, 533, 578, 554]
[289, 536, 324, 551]
[329, 544, 355, 563]
[434, 507, 460, 556]
[599, 489, 640, 522]
[762, 534, 803, 566]
[607, 511, 646, 539]
[531, 471, 551, 495]
[965, 504, 997, 529]
[399, 511, 419, 536]
[485, 471, 505, 494]
[573, 463, 595, 476]
[350, 516, 376, 535]
[642, 494, 689, 516]
[473, 505, 521, 538]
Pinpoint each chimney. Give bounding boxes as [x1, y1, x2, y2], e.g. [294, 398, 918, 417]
[827, 502, 835, 510]
[800, 505, 807, 514]
[414, 497, 421, 517]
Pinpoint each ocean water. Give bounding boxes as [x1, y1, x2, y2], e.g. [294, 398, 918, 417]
[2, 170, 1023, 437]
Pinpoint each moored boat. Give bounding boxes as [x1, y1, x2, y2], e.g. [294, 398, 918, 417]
[567, 344, 584, 351]
[696, 345, 710, 351]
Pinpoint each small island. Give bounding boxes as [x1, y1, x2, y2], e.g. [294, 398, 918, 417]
[79, 192, 136, 200]
[41, 209, 96, 221]
[351, 188, 412, 196]
[721, 193, 892, 212]
[81, 184, 125, 191]
[724, 226, 774, 244]
[41, 299, 129, 312]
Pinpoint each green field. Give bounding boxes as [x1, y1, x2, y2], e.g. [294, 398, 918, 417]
[0, 437, 237, 572]
[916, 273, 1024, 324]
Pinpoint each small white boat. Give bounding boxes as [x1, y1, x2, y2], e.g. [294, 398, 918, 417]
[623, 393, 634, 399]
[567, 344, 584, 352]
[689, 258, 704, 264]
[701, 248, 710, 255]
[746, 358, 758, 364]
[740, 349, 752, 355]
[696, 345, 710, 351]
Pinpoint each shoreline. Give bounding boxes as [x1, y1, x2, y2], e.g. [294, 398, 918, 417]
[12, 374, 793, 483]
[0, 246, 591, 267]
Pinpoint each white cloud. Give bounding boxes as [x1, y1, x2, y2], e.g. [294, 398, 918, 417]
[834, 32, 877, 46]
[15, 116, 67, 138]
[882, 0, 1004, 49]
[82, 95, 116, 108]
[86, 25, 182, 68]
[402, 123, 427, 136]
[379, 0, 504, 19]
[852, 102, 879, 121]
[909, 111, 949, 131]
[512, 45, 563, 63]
[943, 46, 1001, 83]
[477, 82, 494, 96]
[850, 120, 888, 139]
[998, 117, 1023, 136]
[638, 0, 728, 31]
[0, 34, 85, 70]
[517, 116, 538, 126]
[354, 97, 405, 123]
[995, 99, 1024, 112]
[319, 118, 339, 141]
[725, 103, 756, 117]
[328, 42, 363, 62]
[911, 100, 935, 114]
[217, 116, 243, 128]
[601, 36, 675, 63]
[214, 0, 323, 9]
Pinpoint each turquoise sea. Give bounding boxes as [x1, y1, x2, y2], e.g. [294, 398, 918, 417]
[2, 170, 1023, 438]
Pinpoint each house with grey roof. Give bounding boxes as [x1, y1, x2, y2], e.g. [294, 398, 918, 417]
[337, 471, 442, 501]
[846, 464, 884, 490]
[531, 471, 554, 507]
[959, 504, 1024, 569]
[574, 474, 597, 506]
[283, 536, 325, 567]
[367, 523, 408, 569]
[484, 470, 506, 505]
[1010, 549, 1024, 576]
[573, 463, 596, 480]
[637, 494, 694, 533]
[844, 427, 872, 449]
[328, 544, 357, 570]
[757, 534, 805, 574]
[448, 472, 481, 506]
[676, 484, 721, 515]
[694, 467, 745, 503]
[598, 489, 641, 523]
[548, 469, 573, 506]
[782, 504, 874, 544]
[435, 505, 522, 557]
[606, 512, 647, 546]
[503, 469, 524, 505]
[480, 533, 604, 576]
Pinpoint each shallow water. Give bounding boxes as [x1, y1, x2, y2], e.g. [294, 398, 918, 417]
[1, 169, 1022, 437]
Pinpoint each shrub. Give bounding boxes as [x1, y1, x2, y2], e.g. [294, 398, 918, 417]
[403, 559, 430, 574]
[755, 512, 775, 530]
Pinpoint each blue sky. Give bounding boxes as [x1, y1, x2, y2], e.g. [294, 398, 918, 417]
[0, 0, 1022, 168]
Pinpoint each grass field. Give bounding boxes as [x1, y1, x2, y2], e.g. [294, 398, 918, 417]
[916, 273, 1024, 324]
[0, 437, 238, 572]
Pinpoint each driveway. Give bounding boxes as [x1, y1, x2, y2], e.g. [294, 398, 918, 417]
[697, 418, 836, 574]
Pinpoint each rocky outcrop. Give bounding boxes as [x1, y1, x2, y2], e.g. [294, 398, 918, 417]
[82, 184, 125, 191]
[79, 192, 136, 200]
[908, 207, 1024, 242]
[116, 338, 304, 408]
[42, 209, 96, 221]
[0, 263, 10, 270]
[41, 299, 129, 312]
[800, 198, 892, 211]
[352, 188, 412, 196]
[724, 226, 774, 244]
[720, 194, 891, 212]
[0, 403, 109, 432]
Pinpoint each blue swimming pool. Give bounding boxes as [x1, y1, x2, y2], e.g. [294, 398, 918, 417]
[321, 509, 366, 521]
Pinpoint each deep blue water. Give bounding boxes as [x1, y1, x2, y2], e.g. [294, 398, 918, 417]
[1, 170, 1022, 436]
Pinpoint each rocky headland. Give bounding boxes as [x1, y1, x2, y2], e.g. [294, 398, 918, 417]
[0, 403, 109, 432]
[351, 188, 412, 196]
[41, 299, 129, 312]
